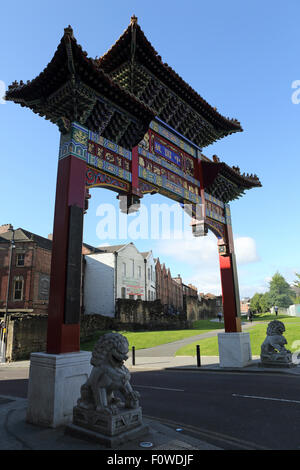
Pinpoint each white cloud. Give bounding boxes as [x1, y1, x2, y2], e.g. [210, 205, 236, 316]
[154, 232, 221, 293]
[235, 237, 260, 265]
[154, 233, 260, 295]
[156, 233, 259, 267]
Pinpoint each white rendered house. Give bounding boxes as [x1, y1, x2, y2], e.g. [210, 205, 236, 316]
[141, 251, 156, 301]
[83, 243, 156, 316]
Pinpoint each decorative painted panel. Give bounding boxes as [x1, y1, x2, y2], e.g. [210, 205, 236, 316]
[205, 218, 226, 240]
[87, 131, 132, 183]
[86, 167, 130, 192]
[204, 192, 226, 224]
[59, 123, 234, 224]
[149, 121, 197, 158]
[138, 123, 201, 204]
[59, 122, 88, 161]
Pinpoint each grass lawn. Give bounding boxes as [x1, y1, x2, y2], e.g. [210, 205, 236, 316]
[80, 319, 225, 352]
[175, 314, 300, 356]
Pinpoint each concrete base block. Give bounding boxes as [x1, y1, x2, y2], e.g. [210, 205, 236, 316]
[66, 421, 149, 448]
[218, 332, 252, 368]
[72, 405, 144, 436]
[26, 351, 92, 428]
[66, 405, 149, 447]
[259, 361, 297, 368]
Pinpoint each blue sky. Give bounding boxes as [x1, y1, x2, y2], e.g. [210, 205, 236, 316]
[1, 0, 299, 297]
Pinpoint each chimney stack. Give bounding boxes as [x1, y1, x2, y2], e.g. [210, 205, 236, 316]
[0, 224, 13, 234]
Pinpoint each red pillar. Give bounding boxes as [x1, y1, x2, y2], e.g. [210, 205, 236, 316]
[197, 159, 241, 333]
[219, 220, 241, 333]
[47, 123, 88, 354]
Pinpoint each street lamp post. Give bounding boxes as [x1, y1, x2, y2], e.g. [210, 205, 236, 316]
[1, 227, 15, 363]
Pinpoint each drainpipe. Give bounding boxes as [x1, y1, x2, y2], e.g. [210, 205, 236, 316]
[114, 252, 118, 311]
[144, 258, 147, 301]
[2, 227, 15, 363]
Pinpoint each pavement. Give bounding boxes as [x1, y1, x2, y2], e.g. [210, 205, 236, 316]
[0, 394, 221, 451]
[0, 358, 222, 451]
[125, 354, 300, 374]
[1, 321, 300, 451]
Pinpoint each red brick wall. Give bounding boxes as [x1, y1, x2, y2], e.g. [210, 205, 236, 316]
[0, 240, 95, 316]
[0, 242, 51, 314]
[155, 260, 184, 311]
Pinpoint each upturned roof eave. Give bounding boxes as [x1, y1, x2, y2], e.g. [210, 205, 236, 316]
[5, 27, 155, 128]
[97, 20, 243, 135]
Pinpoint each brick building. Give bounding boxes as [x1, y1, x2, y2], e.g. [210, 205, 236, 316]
[0, 223, 196, 318]
[0, 225, 98, 316]
[155, 259, 184, 313]
[240, 297, 250, 315]
[0, 225, 52, 315]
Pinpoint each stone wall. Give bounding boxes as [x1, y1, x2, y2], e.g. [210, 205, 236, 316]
[6, 314, 48, 362]
[115, 298, 190, 330]
[185, 296, 222, 321]
[79, 313, 115, 341]
[3, 299, 191, 361]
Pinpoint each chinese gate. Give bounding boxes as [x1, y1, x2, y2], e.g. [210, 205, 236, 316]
[6, 17, 261, 356]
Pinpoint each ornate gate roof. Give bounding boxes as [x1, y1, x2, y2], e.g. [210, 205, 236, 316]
[97, 15, 243, 148]
[6, 17, 261, 201]
[5, 25, 155, 149]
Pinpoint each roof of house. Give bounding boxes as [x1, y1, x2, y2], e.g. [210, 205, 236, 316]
[0, 228, 53, 251]
[0, 227, 103, 253]
[96, 243, 129, 253]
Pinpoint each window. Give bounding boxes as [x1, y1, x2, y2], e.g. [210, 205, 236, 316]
[151, 266, 153, 281]
[129, 294, 135, 300]
[148, 290, 150, 300]
[13, 276, 24, 301]
[38, 274, 50, 300]
[121, 287, 126, 299]
[131, 259, 134, 277]
[148, 268, 150, 280]
[16, 253, 25, 266]
[122, 263, 126, 277]
[138, 266, 142, 278]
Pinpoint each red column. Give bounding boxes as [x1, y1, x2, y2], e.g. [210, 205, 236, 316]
[47, 124, 87, 354]
[197, 158, 241, 333]
[219, 222, 241, 333]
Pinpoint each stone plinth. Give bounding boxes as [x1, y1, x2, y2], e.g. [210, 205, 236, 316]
[66, 406, 148, 447]
[259, 361, 296, 368]
[26, 351, 92, 428]
[218, 332, 252, 368]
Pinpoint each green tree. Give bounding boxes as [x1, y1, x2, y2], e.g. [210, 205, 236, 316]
[268, 272, 294, 308]
[259, 292, 272, 313]
[293, 272, 300, 288]
[250, 293, 263, 313]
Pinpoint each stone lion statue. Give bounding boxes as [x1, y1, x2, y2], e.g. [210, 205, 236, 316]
[261, 320, 292, 364]
[77, 332, 140, 415]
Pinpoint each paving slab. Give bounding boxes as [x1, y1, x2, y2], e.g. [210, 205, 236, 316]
[0, 395, 221, 451]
